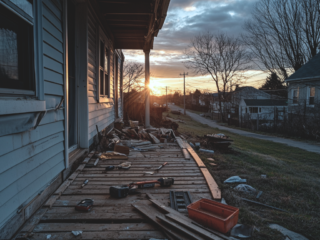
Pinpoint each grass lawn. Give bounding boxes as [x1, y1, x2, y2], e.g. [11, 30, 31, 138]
[164, 111, 320, 240]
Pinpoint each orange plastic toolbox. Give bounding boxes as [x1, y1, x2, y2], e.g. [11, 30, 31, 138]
[187, 198, 239, 233]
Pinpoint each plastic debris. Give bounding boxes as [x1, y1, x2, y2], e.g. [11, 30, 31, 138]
[234, 184, 256, 193]
[199, 148, 214, 154]
[72, 231, 83, 236]
[224, 176, 247, 183]
[221, 198, 227, 205]
[47, 235, 51, 239]
[256, 191, 263, 199]
[230, 224, 254, 238]
[261, 174, 267, 178]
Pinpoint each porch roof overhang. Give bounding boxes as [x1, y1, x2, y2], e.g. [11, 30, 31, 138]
[96, 0, 170, 50]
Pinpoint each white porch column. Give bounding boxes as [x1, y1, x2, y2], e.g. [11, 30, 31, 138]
[144, 49, 150, 127]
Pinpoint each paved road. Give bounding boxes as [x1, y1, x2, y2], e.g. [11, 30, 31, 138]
[170, 104, 320, 155]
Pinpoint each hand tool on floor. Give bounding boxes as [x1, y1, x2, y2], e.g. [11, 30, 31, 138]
[110, 178, 174, 198]
[155, 162, 168, 172]
[75, 199, 94, 211]
[81, 179, 89, 188]
[129, 177, 174, 189]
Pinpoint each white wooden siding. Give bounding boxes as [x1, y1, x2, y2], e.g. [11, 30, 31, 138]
[87, 7, 115, 144]
[0, 0, 65, 228]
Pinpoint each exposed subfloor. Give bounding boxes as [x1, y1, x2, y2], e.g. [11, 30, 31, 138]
[17, 143, 215, 239]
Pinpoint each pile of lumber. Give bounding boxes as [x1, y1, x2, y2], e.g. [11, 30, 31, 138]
[133, 198, 231, 240]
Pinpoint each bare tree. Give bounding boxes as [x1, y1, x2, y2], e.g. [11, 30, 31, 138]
[123, 62, 144, 93]
[243, 0, 320, 81]
[184, 32, 251, 121]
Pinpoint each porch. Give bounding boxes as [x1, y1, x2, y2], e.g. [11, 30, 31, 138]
[16, 140, 220, 239]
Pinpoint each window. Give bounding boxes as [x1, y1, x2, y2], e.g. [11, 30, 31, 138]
[0, 1, 35, 93]
[249, 107, 258, 113]
[292, 88, 299, 104]
[259, 107, 261, 113]
[98, 29, 110, 101]
[309, 87, 315, 105]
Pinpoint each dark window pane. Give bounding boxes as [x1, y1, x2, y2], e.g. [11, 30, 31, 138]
[10, 0, 33, 18]
[100, 70, 104, 95]
[0, 4, 34, 91]
[105, 74, 109, 96]
[309, 97, 314, 105]
[0, 28, 18, 80]
[100, 41, 104, 68]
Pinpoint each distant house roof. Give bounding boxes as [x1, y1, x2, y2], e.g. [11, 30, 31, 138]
[244, 99, 288, 106]
[286, 53, 320, 82]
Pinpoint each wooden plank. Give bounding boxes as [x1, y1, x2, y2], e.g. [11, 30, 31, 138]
[68, 184, 209, 190]
[62, 188, 210, 195]
[29, 231, 165, 239]
[182, 149, 191, 160]
[77, 173, 203, 178]
[80, 169, 202, 174]
[156, 215, 205, 240]
[200, 168, 221, 199]
[75, 176, 206, 181]
[41, 212, 143, 221]
[132, 203, 189, 240]
[187, 147, 206, 168]
[166, 213, 228, 240]
[150, 199, 230, 240]
[176, 137, 186, 149]
[149, 133, 160, 144]
[71, 180, 207, 185]
[33, 223, 156, 232]
[53, 193, 213, 207]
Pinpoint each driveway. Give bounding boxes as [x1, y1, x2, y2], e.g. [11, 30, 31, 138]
[169, 104, 320, 155]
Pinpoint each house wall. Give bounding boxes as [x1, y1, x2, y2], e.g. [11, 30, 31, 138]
[0, 0, 65, 229]
[87, 4, 118, 146]
[287, 80, 320, 112]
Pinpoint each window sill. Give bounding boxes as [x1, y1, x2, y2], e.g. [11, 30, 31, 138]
[98, 97, 114, 104]
[0, 99, 46, 115]
[307, 105, 315, 108]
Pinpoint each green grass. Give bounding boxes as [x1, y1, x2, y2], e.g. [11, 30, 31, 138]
[165, 111, 320, 240]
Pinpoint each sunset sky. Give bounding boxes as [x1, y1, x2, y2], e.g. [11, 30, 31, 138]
[123, 0, 268, 95]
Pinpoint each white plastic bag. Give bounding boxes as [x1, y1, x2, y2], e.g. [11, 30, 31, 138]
[224, 176, 247, 183]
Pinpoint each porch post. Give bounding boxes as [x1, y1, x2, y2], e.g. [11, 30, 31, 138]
[144, 49, 150, 127]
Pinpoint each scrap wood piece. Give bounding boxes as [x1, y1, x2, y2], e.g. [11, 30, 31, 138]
[149, 199, 228, 240]
[149, 133, 160, 144]
[186, 146, 206, 168]
[93, 158, 99, 166]
[100, 152, 128, 160]
[156, 216, 205, 240]
[175, 137, 186, 149]
[182, 149, 190, 160]
[207, 158, 215, 162]
[132, 203, 189, 240]
[200, 168, 221, 199]
[166, 214, 228, 240]
[114, 145, 130, 155]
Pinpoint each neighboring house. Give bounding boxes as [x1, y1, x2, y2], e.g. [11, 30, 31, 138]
[285, 53, 320, 112]
[199, 94, 211, 106]
[239, 99, 288, 125]
[0, 0, 169, 238]
[231, 86, 271, 106]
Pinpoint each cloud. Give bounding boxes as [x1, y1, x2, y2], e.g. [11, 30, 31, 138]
[123, 0, 260, 90]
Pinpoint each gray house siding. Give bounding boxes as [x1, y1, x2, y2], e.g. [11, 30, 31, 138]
[287, 81, 320, 111]
[0, 0, 65, 229]
[87, 5, 115, 145]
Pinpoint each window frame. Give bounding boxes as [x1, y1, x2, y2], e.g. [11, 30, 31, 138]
[97, 27, 111, 103]
[0, 0, 42, 98]
[292, 88, 299, 105]
[307, 86, 315, 106]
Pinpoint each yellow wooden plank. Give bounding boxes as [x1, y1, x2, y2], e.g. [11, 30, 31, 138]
[200, 168, 221, 199]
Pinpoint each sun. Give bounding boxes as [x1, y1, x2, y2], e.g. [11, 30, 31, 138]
[148, 81, 163, 95]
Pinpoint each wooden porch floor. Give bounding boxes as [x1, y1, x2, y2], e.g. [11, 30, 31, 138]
[18, 143, 219, 239]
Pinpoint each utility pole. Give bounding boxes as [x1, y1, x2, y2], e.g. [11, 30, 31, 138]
[166, 86, 168, 110]
[180, 72, 188, 115]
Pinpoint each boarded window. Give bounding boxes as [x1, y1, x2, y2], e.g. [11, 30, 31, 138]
[99, 39, 109, 97]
